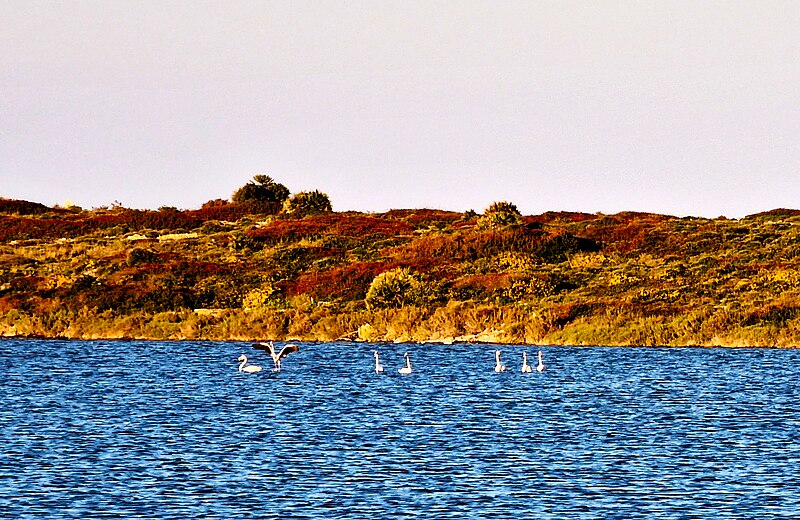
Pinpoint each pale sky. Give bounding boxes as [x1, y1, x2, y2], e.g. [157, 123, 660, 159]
[2, 1, 799, 217]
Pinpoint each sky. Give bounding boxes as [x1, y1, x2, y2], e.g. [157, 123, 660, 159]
[2, 1, 799, 218]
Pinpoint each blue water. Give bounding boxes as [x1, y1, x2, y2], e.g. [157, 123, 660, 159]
[2, 340, 800, 519]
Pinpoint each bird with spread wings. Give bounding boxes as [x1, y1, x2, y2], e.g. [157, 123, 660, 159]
[252, 341, 299, 372]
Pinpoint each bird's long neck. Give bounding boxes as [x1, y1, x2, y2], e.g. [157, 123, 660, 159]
[239, 357, 247, 371]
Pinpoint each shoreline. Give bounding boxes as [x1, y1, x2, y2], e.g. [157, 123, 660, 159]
[2, 330, 795, 349]
[4, 301, 798, 348]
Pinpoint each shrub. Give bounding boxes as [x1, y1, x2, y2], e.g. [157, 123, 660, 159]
[190, 200, 281, 221]
[127, 248, 158, 267]
[380, 209, 462, 228]
[358, 322, 381, 341]
[0, 198, 54, 215]
[536, 230, 599, 263]
[242, 286, 279, 310]
[365, 268, 429, 308]
[477, 201, 522, 229]
[282, 190, 333, 217]
[448, 273, 513, 300]
[232, 175, 290, 204]
[289, 261, 387, 301]
[195, 276, 249, 309]
[201, 199, 229, 209]
[271, 246, 343, 272]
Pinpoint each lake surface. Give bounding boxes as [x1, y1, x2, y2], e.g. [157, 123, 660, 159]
[2, 339, 800, 519]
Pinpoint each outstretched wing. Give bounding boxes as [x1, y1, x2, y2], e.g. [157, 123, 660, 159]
[277, 344, 299, 361]
[252, 342, 276, 356]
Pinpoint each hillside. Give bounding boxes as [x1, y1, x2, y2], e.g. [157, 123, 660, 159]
[2, 197, 800, 347]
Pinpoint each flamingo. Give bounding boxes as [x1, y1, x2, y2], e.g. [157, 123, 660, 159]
[536, 350, 545, 372]
[237, 354, 262, 373]
[494, 350, 506, 372]
[398, 352, 412, 374]
[521, 352, 533, 373]
[373, 351, 384, 373]
[252, 341, 299, 372]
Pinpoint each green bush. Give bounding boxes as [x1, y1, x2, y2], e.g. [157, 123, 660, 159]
[477, 201, 522, 229]
[282, 190, 333, 217]
[365, 268, 431, 308]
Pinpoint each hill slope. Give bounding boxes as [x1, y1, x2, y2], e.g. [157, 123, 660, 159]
[2, 200, 799, 346]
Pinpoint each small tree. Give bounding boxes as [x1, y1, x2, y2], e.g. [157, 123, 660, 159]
[232, 175, 290, 204]
[477, 201, 522, 229]
[282, 190, 332, 217]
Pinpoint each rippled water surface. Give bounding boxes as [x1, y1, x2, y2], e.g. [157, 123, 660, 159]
[2, 340, 800, 519]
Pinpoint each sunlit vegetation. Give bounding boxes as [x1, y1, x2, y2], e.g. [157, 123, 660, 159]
[477, 201, 523, 229]
[231, 174, 290, 205]
[2, 196, 800, 346]
[282, 190, 333, 217]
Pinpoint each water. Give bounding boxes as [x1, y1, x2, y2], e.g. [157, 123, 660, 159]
[2, 340, 800, 519]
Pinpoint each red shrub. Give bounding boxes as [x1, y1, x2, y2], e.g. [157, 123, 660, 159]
[188, 201, 281, 221]
[385, 228, 554, 264]
[246, 214, 412, 245]
[0, 216, 88, 242]
[581, 219, 657, 253]
[286, 261, 388, 300]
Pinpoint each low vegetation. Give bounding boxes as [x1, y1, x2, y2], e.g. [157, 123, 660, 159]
[2, 190, 800, 347]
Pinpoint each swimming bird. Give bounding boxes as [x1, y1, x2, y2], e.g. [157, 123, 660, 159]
[494, 350, 506, 372]
[521, 352, 533, 373]
[238, 354, 262, 373]
[536, 350, 545, 372]
[373, 351, 384, 373]
[398, 352, 412, 374]
[252, 341, 299, 372]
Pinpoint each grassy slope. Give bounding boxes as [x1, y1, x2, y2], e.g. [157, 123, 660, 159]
[2, 198, 800, 346]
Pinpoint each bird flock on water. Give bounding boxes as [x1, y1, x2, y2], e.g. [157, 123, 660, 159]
[238, 342, 545, 375]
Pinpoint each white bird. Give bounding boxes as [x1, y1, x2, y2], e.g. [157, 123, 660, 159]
[238, 354, 262, 373]
[536, 350, 545, 372]
[521, 352, 533, 373]
[398, 352, 412, 374]
[252, 341, 299, 372]
[495, 350, 506, 372]
[373, 350, 384, 373]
